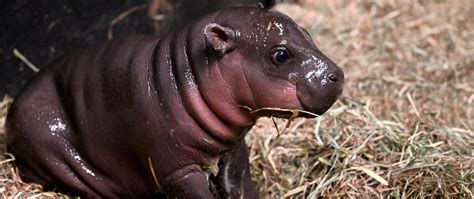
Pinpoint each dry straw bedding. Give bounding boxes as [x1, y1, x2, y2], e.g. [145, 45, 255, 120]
[1, 0, 473, 198]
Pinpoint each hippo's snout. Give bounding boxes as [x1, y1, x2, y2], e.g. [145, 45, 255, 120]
[296, 57, 344, 115]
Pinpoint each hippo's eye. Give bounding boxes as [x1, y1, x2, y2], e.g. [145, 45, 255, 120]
[272, 47, 291, 64]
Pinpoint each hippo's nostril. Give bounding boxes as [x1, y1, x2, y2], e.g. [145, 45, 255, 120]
[328, 73, 338, 82]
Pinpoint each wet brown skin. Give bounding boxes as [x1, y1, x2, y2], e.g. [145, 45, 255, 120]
[6, 7, 343, 198]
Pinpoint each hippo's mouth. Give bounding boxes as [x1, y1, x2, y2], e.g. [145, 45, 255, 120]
[240, 106, 320, 119]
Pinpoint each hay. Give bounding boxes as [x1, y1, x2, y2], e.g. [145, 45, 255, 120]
[247, 1, 473, 197]
[1, 0, 473, 198]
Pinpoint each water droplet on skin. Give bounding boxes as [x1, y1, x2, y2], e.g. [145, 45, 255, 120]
[65, 147, 99, 178]
[167, 53, 178, 91]
[321, 78, 328, 86]
[302, 55, 329, 84]
[273, 22, 284, 35]
[183, 48, 197, 89]
[170, 129, 175, 137]
[288, 72, 298, 82]
[147, 81, 152, 97]
[312, 55, 328, 69]
[266, 22, 272, 31]
[301, 58, 313, 67]
[48, 118, 66, 136]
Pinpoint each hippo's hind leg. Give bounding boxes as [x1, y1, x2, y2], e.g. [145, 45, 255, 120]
[214, 140, 259, 199]
[6, 81, 102, 197]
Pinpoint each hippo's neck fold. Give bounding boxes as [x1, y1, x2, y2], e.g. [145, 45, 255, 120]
[154, 24, 251, 144]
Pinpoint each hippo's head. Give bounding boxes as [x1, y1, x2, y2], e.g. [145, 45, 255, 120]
[200, 7, 344, 121]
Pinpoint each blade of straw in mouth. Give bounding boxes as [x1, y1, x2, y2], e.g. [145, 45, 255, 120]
[239, 106, 320, 118]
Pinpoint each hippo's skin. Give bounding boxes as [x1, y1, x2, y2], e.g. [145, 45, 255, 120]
[6, 7, 344, 198]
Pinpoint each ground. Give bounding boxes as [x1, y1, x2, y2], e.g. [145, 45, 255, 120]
[1, 0, 473, 198]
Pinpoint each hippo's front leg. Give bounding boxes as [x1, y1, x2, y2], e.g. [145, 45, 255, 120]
[214, 141, 259, 199]
[162, 164, 213, 198]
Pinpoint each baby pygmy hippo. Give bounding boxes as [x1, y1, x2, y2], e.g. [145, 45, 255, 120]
[6, 7, 344, 198]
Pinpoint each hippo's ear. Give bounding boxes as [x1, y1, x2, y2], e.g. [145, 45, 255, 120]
[204, 23, 236, 55]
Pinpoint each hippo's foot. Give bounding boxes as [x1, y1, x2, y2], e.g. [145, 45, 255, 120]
[162, 164, 214, 198]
